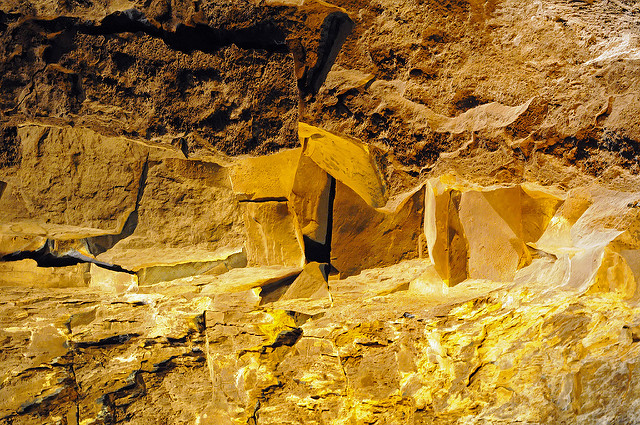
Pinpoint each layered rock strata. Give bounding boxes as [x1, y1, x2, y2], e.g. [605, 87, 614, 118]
[3, 0, 640, 423]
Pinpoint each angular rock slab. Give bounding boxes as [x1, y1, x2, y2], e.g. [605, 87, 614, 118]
[231, 147, 334, 261]
[299, 122, 387, 208]
[198, 266, 302, 295]
[280, 262, 331, 301]
[243, 201, 306, 267]
[97, 157, 245, 270]
[136, 251, 247, 286]
[424, 177, 564, 285]
[290, 154, 334, 247]
[423, 178, 468, 286]
[0, 124, 147, 238]
[332, 182, 424, 277]
[89, 264, 138, 293]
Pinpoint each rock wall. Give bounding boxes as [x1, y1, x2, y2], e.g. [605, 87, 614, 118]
[2, 0, 640, 424]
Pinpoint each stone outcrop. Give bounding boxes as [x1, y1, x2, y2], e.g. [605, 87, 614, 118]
[424, 176, 564, 285]
[304, 0, 640, 180]
[3, 0, 640, 423]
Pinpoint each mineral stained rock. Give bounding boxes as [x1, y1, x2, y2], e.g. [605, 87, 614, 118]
[3, 0, 640, 423]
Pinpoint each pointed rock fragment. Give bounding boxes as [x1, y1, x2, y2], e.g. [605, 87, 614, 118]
[280, 262, 331, 301]
[424, 178, 468, 286]
[298, 122, 387, 208]
[290, 154, 334, 247]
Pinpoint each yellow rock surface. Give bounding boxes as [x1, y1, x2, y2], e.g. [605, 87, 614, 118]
[298, 122, 387, 208]
[243, 201, 305, 267]
[229, 148, 302, 200]
[96, 157, 245, 270]
[0, 259, 90, 288]
[289, 154, 333, 245]
[0, 124, 147, 237]
[424, 177, 564, 284]
[89, 264, 138, 293]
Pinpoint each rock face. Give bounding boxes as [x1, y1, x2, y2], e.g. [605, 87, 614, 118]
[3, 0, 640, 424]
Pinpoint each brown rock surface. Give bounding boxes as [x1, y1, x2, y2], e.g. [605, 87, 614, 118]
[0, 124, 147, 238]
[331, 181, 424, 277]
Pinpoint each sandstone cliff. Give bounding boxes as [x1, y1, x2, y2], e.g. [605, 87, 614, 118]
[1, 0, 640, 424]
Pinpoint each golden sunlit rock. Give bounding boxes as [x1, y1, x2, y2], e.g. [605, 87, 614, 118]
[4, 0, 640, 423]
[243, 201, 306, 267]
[299, 122, 387, 208]
[425, 177, 564, 285]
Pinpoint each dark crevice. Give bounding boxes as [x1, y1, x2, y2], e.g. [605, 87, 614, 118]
[268, 327, 303, 350]
[467, 364, 482, 387]
[20, 8, 351, 96]
[75, 333, 138, 348]
[238, 197, 289, 203]
[1, 240, 134, 273]
[31, 9, 289, 55]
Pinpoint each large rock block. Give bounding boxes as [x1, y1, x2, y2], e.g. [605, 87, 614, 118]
[96, 157, 245, 270]
[332, 182, 424, 277]
[0, 259, 90, 288]
[230, 142, 335, 265]
[243, 201, 305, 267]
[424, 177, 564, 285]
[0, 124, 147, 239]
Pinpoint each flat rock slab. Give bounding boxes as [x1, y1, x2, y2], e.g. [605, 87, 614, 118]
[0, 124, 147, 237]
[96, 157, 245, 271]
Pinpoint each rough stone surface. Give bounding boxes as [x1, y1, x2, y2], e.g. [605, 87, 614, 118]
[243, 200, 306, 268]
[331, 181, 424, 277]
[305, 0, 640, 185]
[96, 156, 246, 270]
[3, 0, 640, 423]
[0, 124, 147, 238]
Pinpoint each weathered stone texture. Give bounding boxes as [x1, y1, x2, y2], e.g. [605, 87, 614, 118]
[4, 0, 640, 424]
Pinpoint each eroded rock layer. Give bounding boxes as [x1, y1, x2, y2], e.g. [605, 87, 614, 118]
[2, 0, 640, 424]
